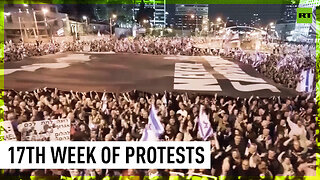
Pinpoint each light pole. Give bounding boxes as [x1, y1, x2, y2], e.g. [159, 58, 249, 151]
[214, 17, 225, 36]
[18, 16, 24, 42]
[32, 9, 39, 38]
[268, 22, 275, 43]
[42, 8, 49, 38]
[191, 14, 195, 34]
[83, 16, 88, 34]
[109, 14, 117, 35]
[181, 15, 185, 36]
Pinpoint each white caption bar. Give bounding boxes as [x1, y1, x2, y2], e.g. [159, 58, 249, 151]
[0, 141, 210, 169]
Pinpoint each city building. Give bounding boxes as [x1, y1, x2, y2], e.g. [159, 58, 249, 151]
[290, 0, 319, 42]
[275, 4, 298, 41]
[133, 0, 167, 28]
[4, 4, 70, 42]
[174, 4, 209, 33]
[250, 13, 261, 28]
[280, 4, 298, 22]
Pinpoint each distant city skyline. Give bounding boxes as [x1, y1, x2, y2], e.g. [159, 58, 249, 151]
[59, 4, 285, 26]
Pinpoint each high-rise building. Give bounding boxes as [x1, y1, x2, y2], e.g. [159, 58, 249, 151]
[275, 4, 298, 41]
[134, 0, 167, 28]
[291, 0, 319, 42]
[250, 13, 261, 27]
[280, 4, 298, 22]
[175, 4, 209, 32]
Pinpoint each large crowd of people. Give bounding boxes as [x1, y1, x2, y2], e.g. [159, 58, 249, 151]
[222, 43, 316, 90]
[1, 87, 317, 179]
[2, 36, 316, 93]
[2, 36, 215, 62]
[1, 35, 317, 179]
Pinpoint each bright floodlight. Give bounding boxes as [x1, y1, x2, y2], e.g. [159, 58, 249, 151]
[42, 8, 48, 14]
[217, 17, 221, 22]
[191, 14, 195, 19]
[112, 14, 117, 19]
[83, 16, 87, 20]
[269, 22, 274, 26]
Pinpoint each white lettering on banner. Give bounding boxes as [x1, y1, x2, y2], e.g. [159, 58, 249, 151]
[204, 56, 266, 83]
[203, 56, 280, 92]
[174, 78, 222, 91]
[0, 121, 17, 141]
[174, 63, 222, 91]
[231, 82, 280, 93]
[19, 119, 70, 141]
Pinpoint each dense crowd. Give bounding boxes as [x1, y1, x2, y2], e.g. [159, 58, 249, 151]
[1, 88, 317, 179]
[223, 43, 316, 89]
[2, 36, 216, 62]
[2, 36, 316, 93]
[2, 40, 61, 62]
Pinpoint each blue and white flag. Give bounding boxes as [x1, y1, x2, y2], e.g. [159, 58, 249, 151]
[197, 105, 214, 141]
[140, 105, 164, 141]
[296, 69, 314, 93]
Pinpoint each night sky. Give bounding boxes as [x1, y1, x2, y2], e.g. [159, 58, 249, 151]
[60, 4, 284, 26]
[208, 4, 283, 25]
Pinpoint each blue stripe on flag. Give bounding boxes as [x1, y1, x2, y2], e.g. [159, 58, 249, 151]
[305, 69, 310, 92]
[149, 106, 162, 132]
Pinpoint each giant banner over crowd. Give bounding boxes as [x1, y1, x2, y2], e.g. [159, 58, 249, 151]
[0, 0, 318, 178]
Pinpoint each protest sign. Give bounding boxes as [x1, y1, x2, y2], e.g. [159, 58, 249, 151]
[0, 121, 17, 141]
[19, 119, 70, 141]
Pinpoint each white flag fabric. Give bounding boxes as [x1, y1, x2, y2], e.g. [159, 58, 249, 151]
[197, 105, 214, 141]
[140, 105, 164, 141]
[101, 93, 109, 114]
[161, 93, 167, 106]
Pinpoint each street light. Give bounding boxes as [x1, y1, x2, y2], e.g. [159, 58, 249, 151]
[42, 8, 48, 15]
[83, 16, 88, 25]
[110, 14, 117, 35]
[143, 19, 148, 24]
[269, 22, 274, 26]
[190, 14, 198, 34]
[83, 16, 88, 34]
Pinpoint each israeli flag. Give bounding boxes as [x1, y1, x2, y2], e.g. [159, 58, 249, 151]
[140, 105, 164, 141]
[197, 105, 214, 141]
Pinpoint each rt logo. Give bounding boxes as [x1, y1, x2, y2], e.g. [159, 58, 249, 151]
[296, 8, 313, 23]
